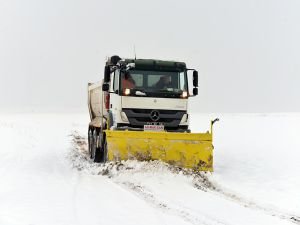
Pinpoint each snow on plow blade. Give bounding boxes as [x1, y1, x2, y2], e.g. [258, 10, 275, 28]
[105, 131, 213, 171]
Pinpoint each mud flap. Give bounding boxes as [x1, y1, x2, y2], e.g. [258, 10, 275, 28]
[105, 130, 213, 171]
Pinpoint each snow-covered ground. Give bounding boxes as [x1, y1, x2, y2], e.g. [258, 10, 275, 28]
[0, 113, 299, 225]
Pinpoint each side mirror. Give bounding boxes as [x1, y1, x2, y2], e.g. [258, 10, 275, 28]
[193, 70, 198, 87]
[104, 66, 110, 83]
[102, 83, 109, 91]
[193, 87, 198, 96]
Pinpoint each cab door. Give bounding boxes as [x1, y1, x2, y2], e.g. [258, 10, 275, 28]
[108, 69, 123, 128]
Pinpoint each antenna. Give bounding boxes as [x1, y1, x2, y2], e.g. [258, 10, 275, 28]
[134, 45, 136, 60]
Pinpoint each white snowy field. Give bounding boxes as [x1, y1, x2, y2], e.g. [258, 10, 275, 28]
[0, 113, 299, 225]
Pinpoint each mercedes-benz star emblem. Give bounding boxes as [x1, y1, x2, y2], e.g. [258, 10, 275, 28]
[150, 110, 160, 122]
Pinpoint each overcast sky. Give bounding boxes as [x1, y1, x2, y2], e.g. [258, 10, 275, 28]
[0, 0, 300, 113]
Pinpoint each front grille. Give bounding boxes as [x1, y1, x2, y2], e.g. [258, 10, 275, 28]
[122, 108, 186, 128]
[131, 109, 178, 115]
[135, 117, 174, 123]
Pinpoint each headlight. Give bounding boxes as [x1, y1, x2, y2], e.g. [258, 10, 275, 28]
[181, 91, 188, 98]
[120, 111, 129, 122]
[124, 88, 130, 95]
[180, 114, 189, 124]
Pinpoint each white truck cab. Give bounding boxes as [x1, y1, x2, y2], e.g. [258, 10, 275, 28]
[100, 55, 199, 132]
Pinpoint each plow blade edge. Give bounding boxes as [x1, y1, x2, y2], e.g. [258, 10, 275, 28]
[105, 131, 213, 171]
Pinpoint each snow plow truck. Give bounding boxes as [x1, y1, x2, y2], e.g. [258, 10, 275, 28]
[88, 55, 218, 171]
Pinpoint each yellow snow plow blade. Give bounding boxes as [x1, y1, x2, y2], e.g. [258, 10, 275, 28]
[105, 130, 214, 171]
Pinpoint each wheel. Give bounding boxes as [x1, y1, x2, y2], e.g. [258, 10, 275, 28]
[88, 128, 93, 158]
[91, 129, 97, 160]
[101, 135, 108, 163]
[89, 128, 107, 163]
[94, 129, 102, 163]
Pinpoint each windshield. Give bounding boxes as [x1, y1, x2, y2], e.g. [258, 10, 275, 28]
[120, 70, 188, 98]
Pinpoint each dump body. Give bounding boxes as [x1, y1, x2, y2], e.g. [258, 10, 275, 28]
[88, 82, 102, 118]
[88, 81, 108, 127]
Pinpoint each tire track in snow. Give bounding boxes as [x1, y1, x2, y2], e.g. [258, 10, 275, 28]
[192, 174, 300, 224]
[119, 181, 227, 225]
[69, 132, 226, 225]
[70, 132, 300, 225]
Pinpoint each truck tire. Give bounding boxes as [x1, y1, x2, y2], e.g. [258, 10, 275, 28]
[88, 127, 93, 158]
[94, 129, 101, 162]
[94, 129, 103, 163]
[89, 127, 106, 163]
[101, 134, 108, 163]
[91, 129, 97, 160]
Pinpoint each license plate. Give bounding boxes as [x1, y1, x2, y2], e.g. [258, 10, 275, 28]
[144, 124, 164, 131]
